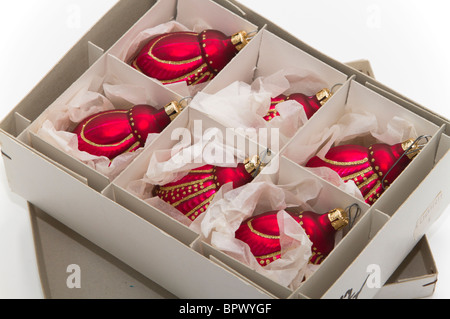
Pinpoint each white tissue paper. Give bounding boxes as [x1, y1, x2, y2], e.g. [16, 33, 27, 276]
[125, 126, 251, 225]
[284, 104, 418, 200]
[119, 20, 217, 98]
[190, 180, 329, 290]
[35, 77, 161, 180]
[190, 68, 330, 148]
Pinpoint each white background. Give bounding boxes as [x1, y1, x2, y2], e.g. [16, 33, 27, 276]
[0, 0, 449, 299]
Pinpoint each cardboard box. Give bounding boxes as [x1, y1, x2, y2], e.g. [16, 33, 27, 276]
[0, 0, 448, 299]
[28, 202, 436, 299]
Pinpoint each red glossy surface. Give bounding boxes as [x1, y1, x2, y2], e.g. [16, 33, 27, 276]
[154, 163, 254, 221]
[235, 210, 338, 266]
[264, 93, 323, 121]
[132, 30, 239, 86]
[306, 142, 412, 205]
[72, 104, 171, 159]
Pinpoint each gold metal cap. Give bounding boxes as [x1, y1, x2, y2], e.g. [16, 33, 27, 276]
[244, 155, 262, 176]
[231, 31, 250, 51]
[401, 138, 421, 160]
[327, 208, 349, 231]
[164, 101, 183, 121]
[316, 88, 332, 106]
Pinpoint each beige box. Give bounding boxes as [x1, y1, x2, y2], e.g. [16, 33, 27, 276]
[28, 202, 436, 299]
[0, 0, 448, 299]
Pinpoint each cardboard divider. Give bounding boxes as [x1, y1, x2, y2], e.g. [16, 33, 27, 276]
[106, 0, 258, 98]
[14, 112, 32, 137]
[20, 53, 184, 187]
[255, 30, 347, 90]
[277, 155, 368, 214]
[88, 41, 105, 67]
[107, 183, 199, 247]
[189, 154, 375, 299]
[0, 0, 155, 138]
[281, 79, 352, 162]
[188, 107, 270, 158]
[197, 29, 349, 151]
[346, 81, 440, 138]
[202, 242, 290, 298]
[106, 0, 178, 62]
[200, 27, 265, 95]
[176, 0, 257, 36]
[208, 255, 278, 298]
[281, 79, 442, 214]
[111, 107, 268, 243]
[373, 125, 446, 216]
[297, 208, 390, 299]
[365, 82, 450, 135]
[436, 133, 450, 164]
[28, 131, 106, 191]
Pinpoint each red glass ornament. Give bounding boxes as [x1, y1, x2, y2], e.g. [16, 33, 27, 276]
[305, 139, 421, 205]
[153, 155, 262, 221]
[235, 208, 348, 266]
[263, 88, 332, 121]
[132, 29, 250, 86]
[72, 101, 183, 159]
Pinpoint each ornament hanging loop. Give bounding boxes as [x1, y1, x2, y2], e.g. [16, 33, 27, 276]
[381, 135, 432, 190]
[178, 96, 193, 110]
[330, 83, 343, 93]
[247, 148, 273, 178]
[344, 203, 361, 229]
[245, 30, 258, 41]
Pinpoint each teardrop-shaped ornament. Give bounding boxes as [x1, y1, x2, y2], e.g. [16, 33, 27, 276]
[153, 154, 264, 221]
[132, 29, 251, 86]
[264, 88, 332, 122]
[305, 138, 427, 205]
[72, 101, 184, 159]
[235, 208, 349, 266]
